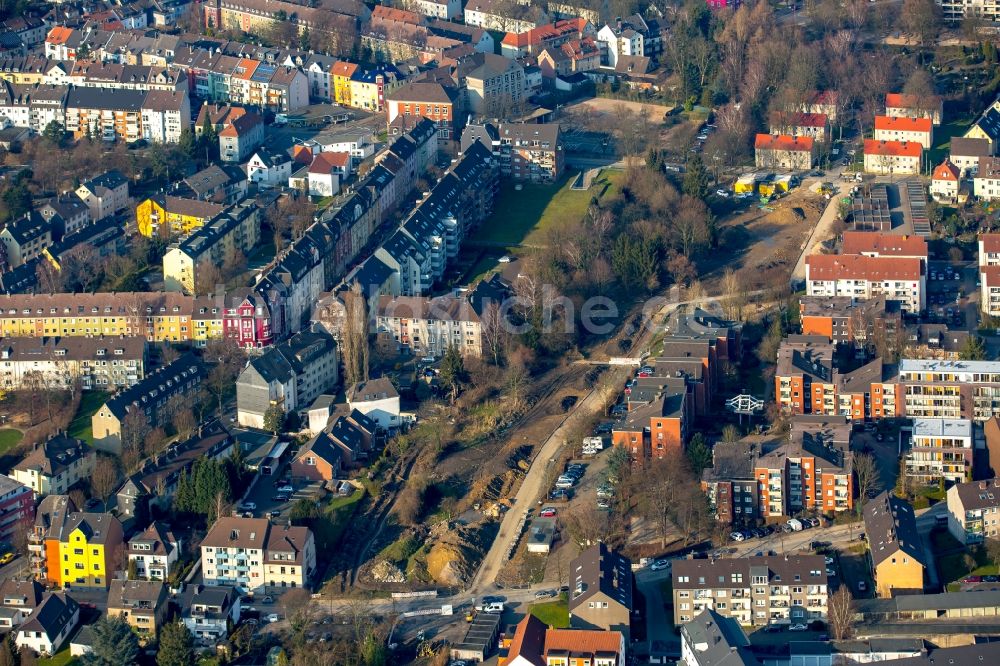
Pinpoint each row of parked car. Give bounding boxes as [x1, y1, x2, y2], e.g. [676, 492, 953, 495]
[729, 517, 823, 542]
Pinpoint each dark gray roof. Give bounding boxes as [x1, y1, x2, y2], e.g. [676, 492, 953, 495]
[103, 353, 204, 421]
[703, 441, 757, 483]
[951, 478, 1000, 512]
[950, 136, 991, 157]
[681, 610, 758, 666]
[568, 543, 633, 612]
[19, 592, 77, 643]
[863, 492, 923, 568]
[66, 87, 146, 112]
[3, 210, 51, 245]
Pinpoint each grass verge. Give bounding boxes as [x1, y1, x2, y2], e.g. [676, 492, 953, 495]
[0, 428, 22, 455]
[68, 391, 109, 445]
[529, 594, 570, 628]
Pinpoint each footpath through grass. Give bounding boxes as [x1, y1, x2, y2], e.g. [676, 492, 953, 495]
[68, 391, 108, 445]
[471, 169, 624, 247]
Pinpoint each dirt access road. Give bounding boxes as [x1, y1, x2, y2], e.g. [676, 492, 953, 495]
[469, 291, 766, 594]
[564, 97, 674, 119]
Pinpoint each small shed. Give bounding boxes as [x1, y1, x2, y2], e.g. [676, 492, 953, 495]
[526, 517, 557, 554]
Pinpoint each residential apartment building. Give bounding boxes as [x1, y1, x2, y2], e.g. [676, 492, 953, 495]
[504, 17, 594, 58]
[235, 328, 338, 428]
[375, 294, 483, 359]
[938, 0, 1000, 22]
[464, 0, 546, 32]
[774, 335, 834, 415]
[107, 580, 168, 636]
[463, 53, 525, 116]
[48, 512, 124, 589]
[981, 232, 1000, 316]
[799, 295, 898, 347]
[863, 139, 922, 176]
[898, 359, 1000, 421]
[886, 93, 943, 125]
[466, 122, 564, 182]
[680, 610, 756, 666]
[702, 440, 760, 526]
[754, 134, 815, 170]
[975, 156, 1000, 201]
[504, 614, 625, 666]
[36, 196, 89, 238]
[180, 585, 240, 645]
[92, 353, 205, 454]
[805, 254, 925, 313]
[162, 201, 260, 294]
[672, 555, 829, 626]
[219, 112, 264, 163]
[75, 171, 129, 222]
[127, 521, 179, 581]
[0, 336, 146, 391]
[0, 212, 52, 269]
[200, 517, 316, 593]
[874, 115, 934, 150]
[946, 478, 1000, 544]
[27, 495, 74, 582]
[568, 544, 633, 641]
[136, 195, 226, 238]
[11, 435, 94, 497]
[757, 415, 854, 517]
[612, 378, 689, 460]
[906, 418, 974, 486]
[0, 474, 32, 543]
[767, 112, 829, 143]
[15, 593, 78, 657]
[864, 492, 926, 597]
[386, 81, 462, 143]
[950, 137, 991, 176]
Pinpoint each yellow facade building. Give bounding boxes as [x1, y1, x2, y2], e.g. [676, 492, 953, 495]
[864, 492, 926, 598]
[135, 196, 226, 238]
[0, 292, 227, 344]
[331, 61, 358, 107]
[53, 512, 124, 589]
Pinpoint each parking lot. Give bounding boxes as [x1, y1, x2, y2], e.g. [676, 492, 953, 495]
[238, 458, 333, 520]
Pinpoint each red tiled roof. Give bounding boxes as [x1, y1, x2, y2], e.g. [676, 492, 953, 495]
[754, 133, 814, 152]
[806, 254, 922, 282]
[808, 90, 839, 106]
[874, 115, 932, 133]
[292, 145, 313, 165]
[371, 4, 424, 24]
[981, 264, 1000, 287]
[331, 61, 358, 78]
[309, 151, 349, 173]
[841, 231, 928, 258]
[886, 92, 941, 110]
[545, 628, 623, 656]
[932, 159, 960, 182]
[863, 139, 922, 158]
[46, 26, 73, 45]
[507, 615, 546, 666]
[770, 111, 828, 128]
[980, 234, 1000, 255]
[502, 18, 589, 48]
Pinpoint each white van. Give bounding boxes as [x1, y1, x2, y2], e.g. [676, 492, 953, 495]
[483, 602, 504, 614]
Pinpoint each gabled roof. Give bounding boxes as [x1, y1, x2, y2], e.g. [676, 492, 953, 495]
[886, 92, 941, 111]
[874, 115, 932, 133]
[863, 491, 924, 568]
[309, 151, 350, 173]
[806, 254, 922, 282]
[933, 159, 960, 182]
[18, 593, 77, 643]
[864, 139, 922, 158]
[840, 231, 927, 258]
[568, 543, 633, 612]
[754, 133, 814, 152]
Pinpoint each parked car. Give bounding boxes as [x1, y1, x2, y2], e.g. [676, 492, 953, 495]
[534, 589, 557, 599]
[811, 541, 831, 549]
[597, 499, 611, 510]
[963, 575, 983, 583]
[240, 502, 257, 511]
[555, 478, 575, 489]
[857, 581, 867, 592]
[650, 559, 670, 572]
[277, 485, 294, 494]
[498, 255, 514, 263]
[762, 625, 782, 633]
[267, 614, 280, 623]
[826, 568, 837, 576]
[789, 624, 808, 632]
[540, 507, 557, 518]
[715, 189, 730, 197]
[825, 557, 835, 565]
[730, 531, 746, 542]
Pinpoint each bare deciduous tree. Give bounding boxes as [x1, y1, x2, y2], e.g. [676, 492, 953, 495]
[854, 453, 881, 514]
[829, 586, 855, 639]
[91, 455, 121, 508]
[341, 283, 370, 387]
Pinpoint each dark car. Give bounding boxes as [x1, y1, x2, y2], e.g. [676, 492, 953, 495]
[594, 422, 614, 434]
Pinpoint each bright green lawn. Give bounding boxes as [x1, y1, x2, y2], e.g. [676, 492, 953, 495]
[68, 391, 109, 445]
[39, 649, 78, 666]
[0, 428, 22, 455]
[530, 595, 570, 628]
[472, 169, 624, 247]
[928, 117, 974, 167]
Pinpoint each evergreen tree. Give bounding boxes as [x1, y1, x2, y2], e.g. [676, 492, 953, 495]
[682, 153, 710, 201]
[960, 335, 987, 360]
[157, 622, 195, 666]
[686, 433, 712, 474]
[81, 616, 139, 666]
[177, 128, 197, 160]
[0, 636, 16, 666]
[263, 404, 285, 434]
[41, 120, 66, 148]
[439, 345, 468, 404]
